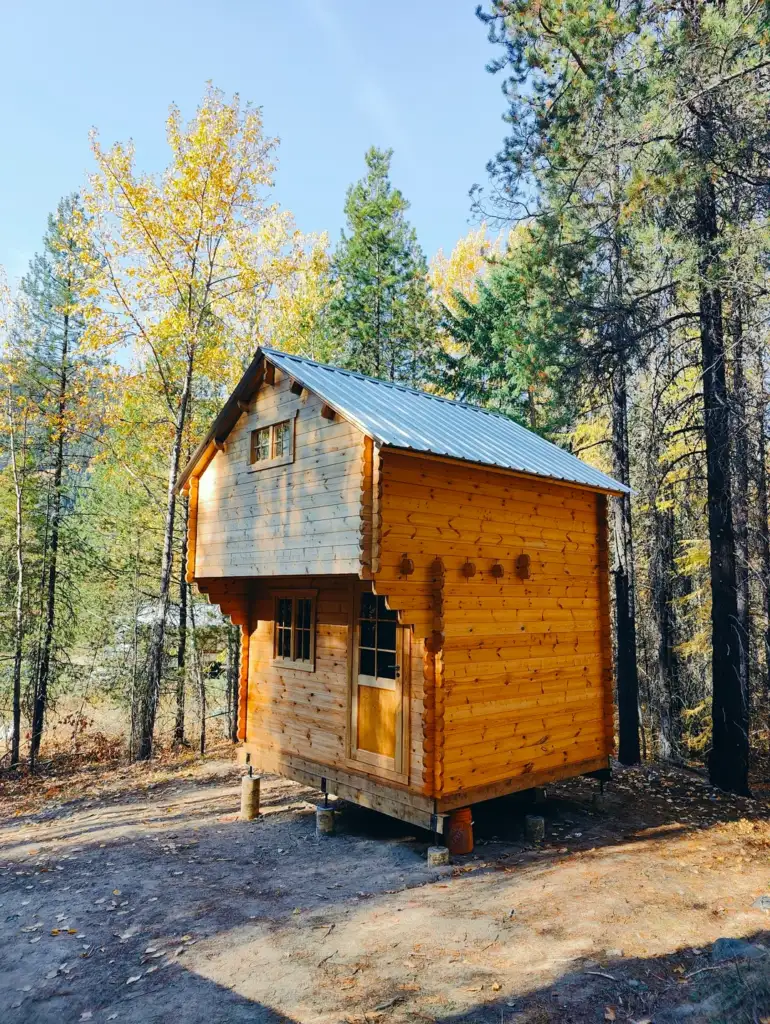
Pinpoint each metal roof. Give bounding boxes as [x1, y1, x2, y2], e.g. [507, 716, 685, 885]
[261, 348, 628, 494]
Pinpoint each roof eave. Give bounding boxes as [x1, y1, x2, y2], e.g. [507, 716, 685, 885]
[176, 348, 266, 494]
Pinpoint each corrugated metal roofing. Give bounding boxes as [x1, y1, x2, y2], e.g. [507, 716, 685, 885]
[263, 348, 629, 494]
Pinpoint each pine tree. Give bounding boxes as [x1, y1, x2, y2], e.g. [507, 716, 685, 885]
[13, 195, 102, 766]
[328, 147, 436, 383]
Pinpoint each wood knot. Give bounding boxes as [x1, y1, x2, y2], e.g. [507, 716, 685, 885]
[516, 553, 531, 579]
[399, 555, 415, 576]
[490, 562, 505, 579]
[462, 561, 476, 579]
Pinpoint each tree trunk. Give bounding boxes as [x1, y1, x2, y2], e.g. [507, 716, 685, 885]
[7, 392, 27, 768]
[30, 311, 69, 768]
[174, 496, 189, 746]
[610, 359, 641, 764]
[651, 500, 681, 760]
[756, 346, 770, 692]
[729, 299, 751, 713]
[189, 601, 205, 756]
[226, 625, 240, 743]
[694, 161, 748, 793]
[133, 348, 195, 761]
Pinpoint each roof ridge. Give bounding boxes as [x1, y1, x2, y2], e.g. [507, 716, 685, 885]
[261, 346, 512, 421]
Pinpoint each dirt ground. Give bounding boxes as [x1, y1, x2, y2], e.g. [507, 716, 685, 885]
[3, 750, 770, 1024]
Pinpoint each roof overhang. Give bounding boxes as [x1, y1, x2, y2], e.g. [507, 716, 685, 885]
[177, 348, 266, 493]
[176, 346, 630, 498]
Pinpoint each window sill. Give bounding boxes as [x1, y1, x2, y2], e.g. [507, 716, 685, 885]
[272, 658, 315, 673]
[247, 451, 294, 473]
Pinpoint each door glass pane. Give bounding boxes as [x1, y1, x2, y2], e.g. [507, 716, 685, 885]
[360, 620, 376, 648]
[359, 647, 375, 677]
[359, 591, 398, 681]
[377, 595, 397, 620]
[376, 649, 397, 679]
[377, 621, 396, 653]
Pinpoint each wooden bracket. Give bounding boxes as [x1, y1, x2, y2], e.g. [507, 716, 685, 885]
[290, 379, 303, 396]
[461, 560, 476, 579]
[399, 555, 415, 576]
[321, 403, 335, 421]
[237, 399, 250, 413]
[264, 362, 275, 385]
[214, 438, 226, 452]
[516, 553, 531, 579]
[490, 562, 505, 579]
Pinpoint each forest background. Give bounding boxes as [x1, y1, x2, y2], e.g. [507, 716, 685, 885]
[2, 0, 768, 797]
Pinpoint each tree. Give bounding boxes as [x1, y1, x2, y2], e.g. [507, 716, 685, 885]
[82, 84, 319, 759]
[12, 196, 103, 766]
[328, 147, 437, 383]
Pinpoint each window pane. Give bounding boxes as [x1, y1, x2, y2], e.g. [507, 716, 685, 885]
[297, 598, 311, 630]
[360, 592, 377, 619]
[277, 625, 291, 658]
[377, 595, 397, 621]
[377, 649, 397, 679]
[359, 647, 375, 677]
[277, 598, 292, 627]
[273, 420, 290, 458]
[253, 427, 271, 462]
[300, 628, 311, 661]
[378, 621, 396, 652]
[360, 620, 376, 648]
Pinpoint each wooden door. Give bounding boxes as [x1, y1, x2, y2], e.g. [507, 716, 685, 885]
[350, 587, 409, 777]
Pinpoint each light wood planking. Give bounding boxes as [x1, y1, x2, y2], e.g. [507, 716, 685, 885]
[195, 369, 366, 578]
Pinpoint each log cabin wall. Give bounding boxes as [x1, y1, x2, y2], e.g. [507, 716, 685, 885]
[236, 576, 427, 792]
[373, 451, 614, 801]
[194, 368, 365, 578]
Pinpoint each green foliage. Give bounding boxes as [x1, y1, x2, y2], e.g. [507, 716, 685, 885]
[328, 147, 437, 383]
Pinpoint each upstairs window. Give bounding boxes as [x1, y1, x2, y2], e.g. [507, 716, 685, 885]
[250, 417, 295, 469]
[273, 593, 316, 670]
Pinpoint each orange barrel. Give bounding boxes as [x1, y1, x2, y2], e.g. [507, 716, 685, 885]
[447, 807, 473, 855]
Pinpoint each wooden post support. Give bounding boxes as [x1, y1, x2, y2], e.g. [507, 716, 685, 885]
[461, 561, 476, 578]
[490, 562, 505, 579]
[427, 845, 449, 867]
[516, 553, 531, 579]
[240, 774, 261, 820]
[525, 814, 545, 843]
[399, 555, 415, 576]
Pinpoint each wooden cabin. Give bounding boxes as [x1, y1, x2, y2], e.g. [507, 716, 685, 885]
[178, 348, 627, 833]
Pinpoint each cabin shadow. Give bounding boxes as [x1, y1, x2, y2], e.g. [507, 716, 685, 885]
[424, 931, 770, 1024]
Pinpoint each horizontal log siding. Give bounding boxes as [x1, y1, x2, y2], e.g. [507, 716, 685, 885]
[374, 452, 614, 797]
[195, 369, 365, 578]
[244, 576, 426, 791]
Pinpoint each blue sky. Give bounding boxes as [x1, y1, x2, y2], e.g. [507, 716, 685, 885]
[1, 0, 509, 285]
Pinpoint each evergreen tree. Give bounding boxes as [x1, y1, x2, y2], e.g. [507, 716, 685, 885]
[328, 147, 437, 383]
[12, 195, 103, 765]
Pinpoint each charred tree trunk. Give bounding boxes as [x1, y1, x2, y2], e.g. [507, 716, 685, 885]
[651, 501, 681, 760]
[693, 151, 748, 793]
[133, 348, 195, 761]
[729, 300, 751, 712]
[30, 311, 70, 768]
[610, 358, 641, 764]
[755, 345, 770, 692]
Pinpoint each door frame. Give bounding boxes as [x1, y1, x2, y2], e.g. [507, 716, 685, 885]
[346, 580, 411, 783]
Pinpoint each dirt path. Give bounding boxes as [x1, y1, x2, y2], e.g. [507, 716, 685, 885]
[2, 754, 770, 1023]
